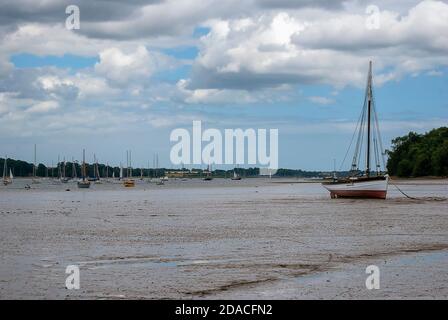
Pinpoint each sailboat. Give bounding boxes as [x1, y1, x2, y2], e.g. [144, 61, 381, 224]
[32, 144, 40, 184]
[203, 163, 213, 181]
[322, 61, 388, 199]
[3, 156, 12, 185]
[231, 166, 242, 180]
[60, 158, 69, 183]
[152, 153, 164, 185]
[105, 162, 109, 182]
[94, 155, 102, 184]
[71, 160, 77, 181]
[123, 150, 135, 187]
[77, 149, 91, 189]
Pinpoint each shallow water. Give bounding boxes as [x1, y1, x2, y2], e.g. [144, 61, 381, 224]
[0, 178, 447, 299]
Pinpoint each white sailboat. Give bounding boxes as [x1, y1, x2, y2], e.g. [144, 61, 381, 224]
[71, 159, 77, 180]
[231, 165, 242, 180]
[60, 158, 69, 183]
[32, 144, 40, 184]
[322, 61, 388, 199]
[3, 156, 12, 185]
[94, 155, 102, 184]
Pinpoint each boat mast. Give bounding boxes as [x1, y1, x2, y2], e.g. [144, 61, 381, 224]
[72, 158, 77, 179]
[82, 149, 85, 181]
[366, 61, 372, 177]
[33, 144, 37, 179]
[129, 150, 132, 178]
[2, 155, 6, 180]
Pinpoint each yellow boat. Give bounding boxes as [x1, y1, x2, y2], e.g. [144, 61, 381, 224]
[123, 179, 135, 187]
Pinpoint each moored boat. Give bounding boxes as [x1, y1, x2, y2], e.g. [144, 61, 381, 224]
[231, 169, 242, 180]
[323, 175, 388, 199]
[322, 61, 388, 199]
[2, 155, 12, 185]
[77, 149, 91, 189]
[123, 150, 135, 187]
[203, 164, 213, 181]
[124, 179, 135, 187]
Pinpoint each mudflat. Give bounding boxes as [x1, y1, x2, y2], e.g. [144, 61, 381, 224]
[0, 178, 447, 299]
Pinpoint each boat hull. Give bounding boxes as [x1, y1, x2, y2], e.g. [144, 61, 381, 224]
[322, 176, 388, 199]
[77, 181, 91, 188]
[123, 179, 135, 187]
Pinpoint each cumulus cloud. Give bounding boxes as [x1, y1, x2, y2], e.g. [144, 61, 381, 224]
[176, 79, 257, 104]
[0, 0, 447, 153]
[187, 1, 448, 90]
[94, 46, 157, 84]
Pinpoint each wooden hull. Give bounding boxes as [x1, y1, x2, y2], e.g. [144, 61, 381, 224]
[77, 181, 91, 188]
[322, 175, 388, 199]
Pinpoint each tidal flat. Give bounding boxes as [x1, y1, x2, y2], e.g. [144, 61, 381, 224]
[0, 178, 447, 299]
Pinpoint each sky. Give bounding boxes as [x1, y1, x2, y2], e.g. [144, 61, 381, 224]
[0, 0, 447, 170]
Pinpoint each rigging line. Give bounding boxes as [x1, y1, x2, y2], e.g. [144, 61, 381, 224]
[354, 69, 371, 172]
[373, 136, 380, 174]
[373, 115, 382, 170]
[357, 103, 367, 172]
[370, 82, 386, 170]
[352, 97, 367, 171]
[339, 102, 365, 171]
[372, 100, 387, 170]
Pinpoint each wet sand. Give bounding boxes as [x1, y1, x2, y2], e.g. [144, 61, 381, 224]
[0, 178, 447, 299]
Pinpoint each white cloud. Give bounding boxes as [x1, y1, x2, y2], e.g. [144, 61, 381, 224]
[308, 96, 334, 105]
[0, 0, 447, 155]
[177, 79, 256, 104]
[94, 46, 154, 83]
[26, 100, 59, 113]
[188, 1, 448, 90]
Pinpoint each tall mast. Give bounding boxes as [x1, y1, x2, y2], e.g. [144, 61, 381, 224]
[366, 61, 372, 177]
[33, 144, 37, 178]
[57, 155, 61, 178]
[72, 158, 76, 179]
[3, 155, 6, 179]
[83, 149, 86, 181]
[129, 150, 132, 178]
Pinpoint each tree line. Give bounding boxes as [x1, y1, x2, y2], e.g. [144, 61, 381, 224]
[0, 157, 335, 179]
[386, 127, 448, 177]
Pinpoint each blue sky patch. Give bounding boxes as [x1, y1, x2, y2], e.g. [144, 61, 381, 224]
[11, 53, 99, 69]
